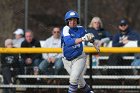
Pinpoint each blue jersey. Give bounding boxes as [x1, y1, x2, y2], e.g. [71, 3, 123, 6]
[61, 26, 86, 61]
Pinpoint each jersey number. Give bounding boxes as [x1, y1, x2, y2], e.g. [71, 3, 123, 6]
[72, 44, 81, 48]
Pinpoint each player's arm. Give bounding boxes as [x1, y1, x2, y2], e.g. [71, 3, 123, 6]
[62, 26, 83, 46]
[75, 28, 95, 44]
[63, 26, 94, 46]
[63, 33, 94, 46]
[62, 26, 75, 46]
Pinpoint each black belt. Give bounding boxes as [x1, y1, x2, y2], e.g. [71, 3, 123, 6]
[63, 53, 82, 61]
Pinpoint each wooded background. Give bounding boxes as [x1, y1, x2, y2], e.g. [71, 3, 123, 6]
[0, 0, 140, 46]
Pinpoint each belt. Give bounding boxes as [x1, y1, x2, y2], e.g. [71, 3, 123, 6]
[63, 53, 82, 61]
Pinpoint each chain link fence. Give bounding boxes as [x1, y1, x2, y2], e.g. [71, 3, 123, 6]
[0, 51, 140, 93]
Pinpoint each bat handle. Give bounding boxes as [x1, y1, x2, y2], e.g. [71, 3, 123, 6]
[94, 45, 100, 53]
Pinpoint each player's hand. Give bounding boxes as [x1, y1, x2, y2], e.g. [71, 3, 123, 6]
[81, 33, 94, 41]
[86, 33, 94, 41]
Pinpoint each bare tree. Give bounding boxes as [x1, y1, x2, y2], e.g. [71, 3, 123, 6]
[0, 0, 15, 46]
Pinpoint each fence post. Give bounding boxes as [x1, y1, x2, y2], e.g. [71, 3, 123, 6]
[25, 0, 28, 31]
[89, 53, 93, 88]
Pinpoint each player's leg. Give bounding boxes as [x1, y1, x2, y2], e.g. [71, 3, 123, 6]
[62, 58, 77, 93]
[79, 77, 94, 93]
[80, 84, 94, 93]
[77, 63, 87, 88]
[62, 58, 72, 74]
[78, 64, 94, 93]
[67, 54, 86, 93]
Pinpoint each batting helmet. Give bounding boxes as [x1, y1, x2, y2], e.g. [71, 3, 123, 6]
[64, 10, 79, 21]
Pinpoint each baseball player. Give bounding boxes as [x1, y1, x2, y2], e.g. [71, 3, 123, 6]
[61, 10, 94, 93]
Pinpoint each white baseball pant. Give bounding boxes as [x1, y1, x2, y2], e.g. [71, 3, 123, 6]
[62, 53, 87, 88]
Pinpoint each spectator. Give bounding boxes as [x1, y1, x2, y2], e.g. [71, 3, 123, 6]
[21, 30, 42, 75]
[85, 17, 112, 72]
[39, 27, 63, 75]
[1, 39, 20, 93]
[12, 28, 25, 75]
[86, 17, 112, 47]
[13, 28, 24, 48]
[107, 18, 140, 75]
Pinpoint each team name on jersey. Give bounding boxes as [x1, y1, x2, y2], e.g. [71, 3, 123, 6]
[72, 44, 81, 48]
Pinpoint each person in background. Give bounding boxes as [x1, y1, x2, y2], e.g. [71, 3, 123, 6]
[1, 39, 20, 93]
[21, 30, 42, 75]
[86, 17, 112, 47]
[13, 28, 24, 48]
[39, 27, 63, 75]
[85, 17, 112, 73]
[107, 18, 140, 75]
[112, 18, 140, 47]
[12, 28, 25, 75]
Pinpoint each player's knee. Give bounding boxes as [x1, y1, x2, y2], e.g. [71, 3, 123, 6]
[70, 77, 79, 85]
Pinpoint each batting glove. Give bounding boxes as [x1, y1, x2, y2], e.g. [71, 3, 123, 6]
[81, 33, 94, 41]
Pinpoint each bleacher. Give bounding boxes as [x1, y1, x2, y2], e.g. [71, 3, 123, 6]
[0, 41, 140, 93]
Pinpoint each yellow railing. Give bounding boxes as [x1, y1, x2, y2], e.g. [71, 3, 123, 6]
[0, 47, 140, 53]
